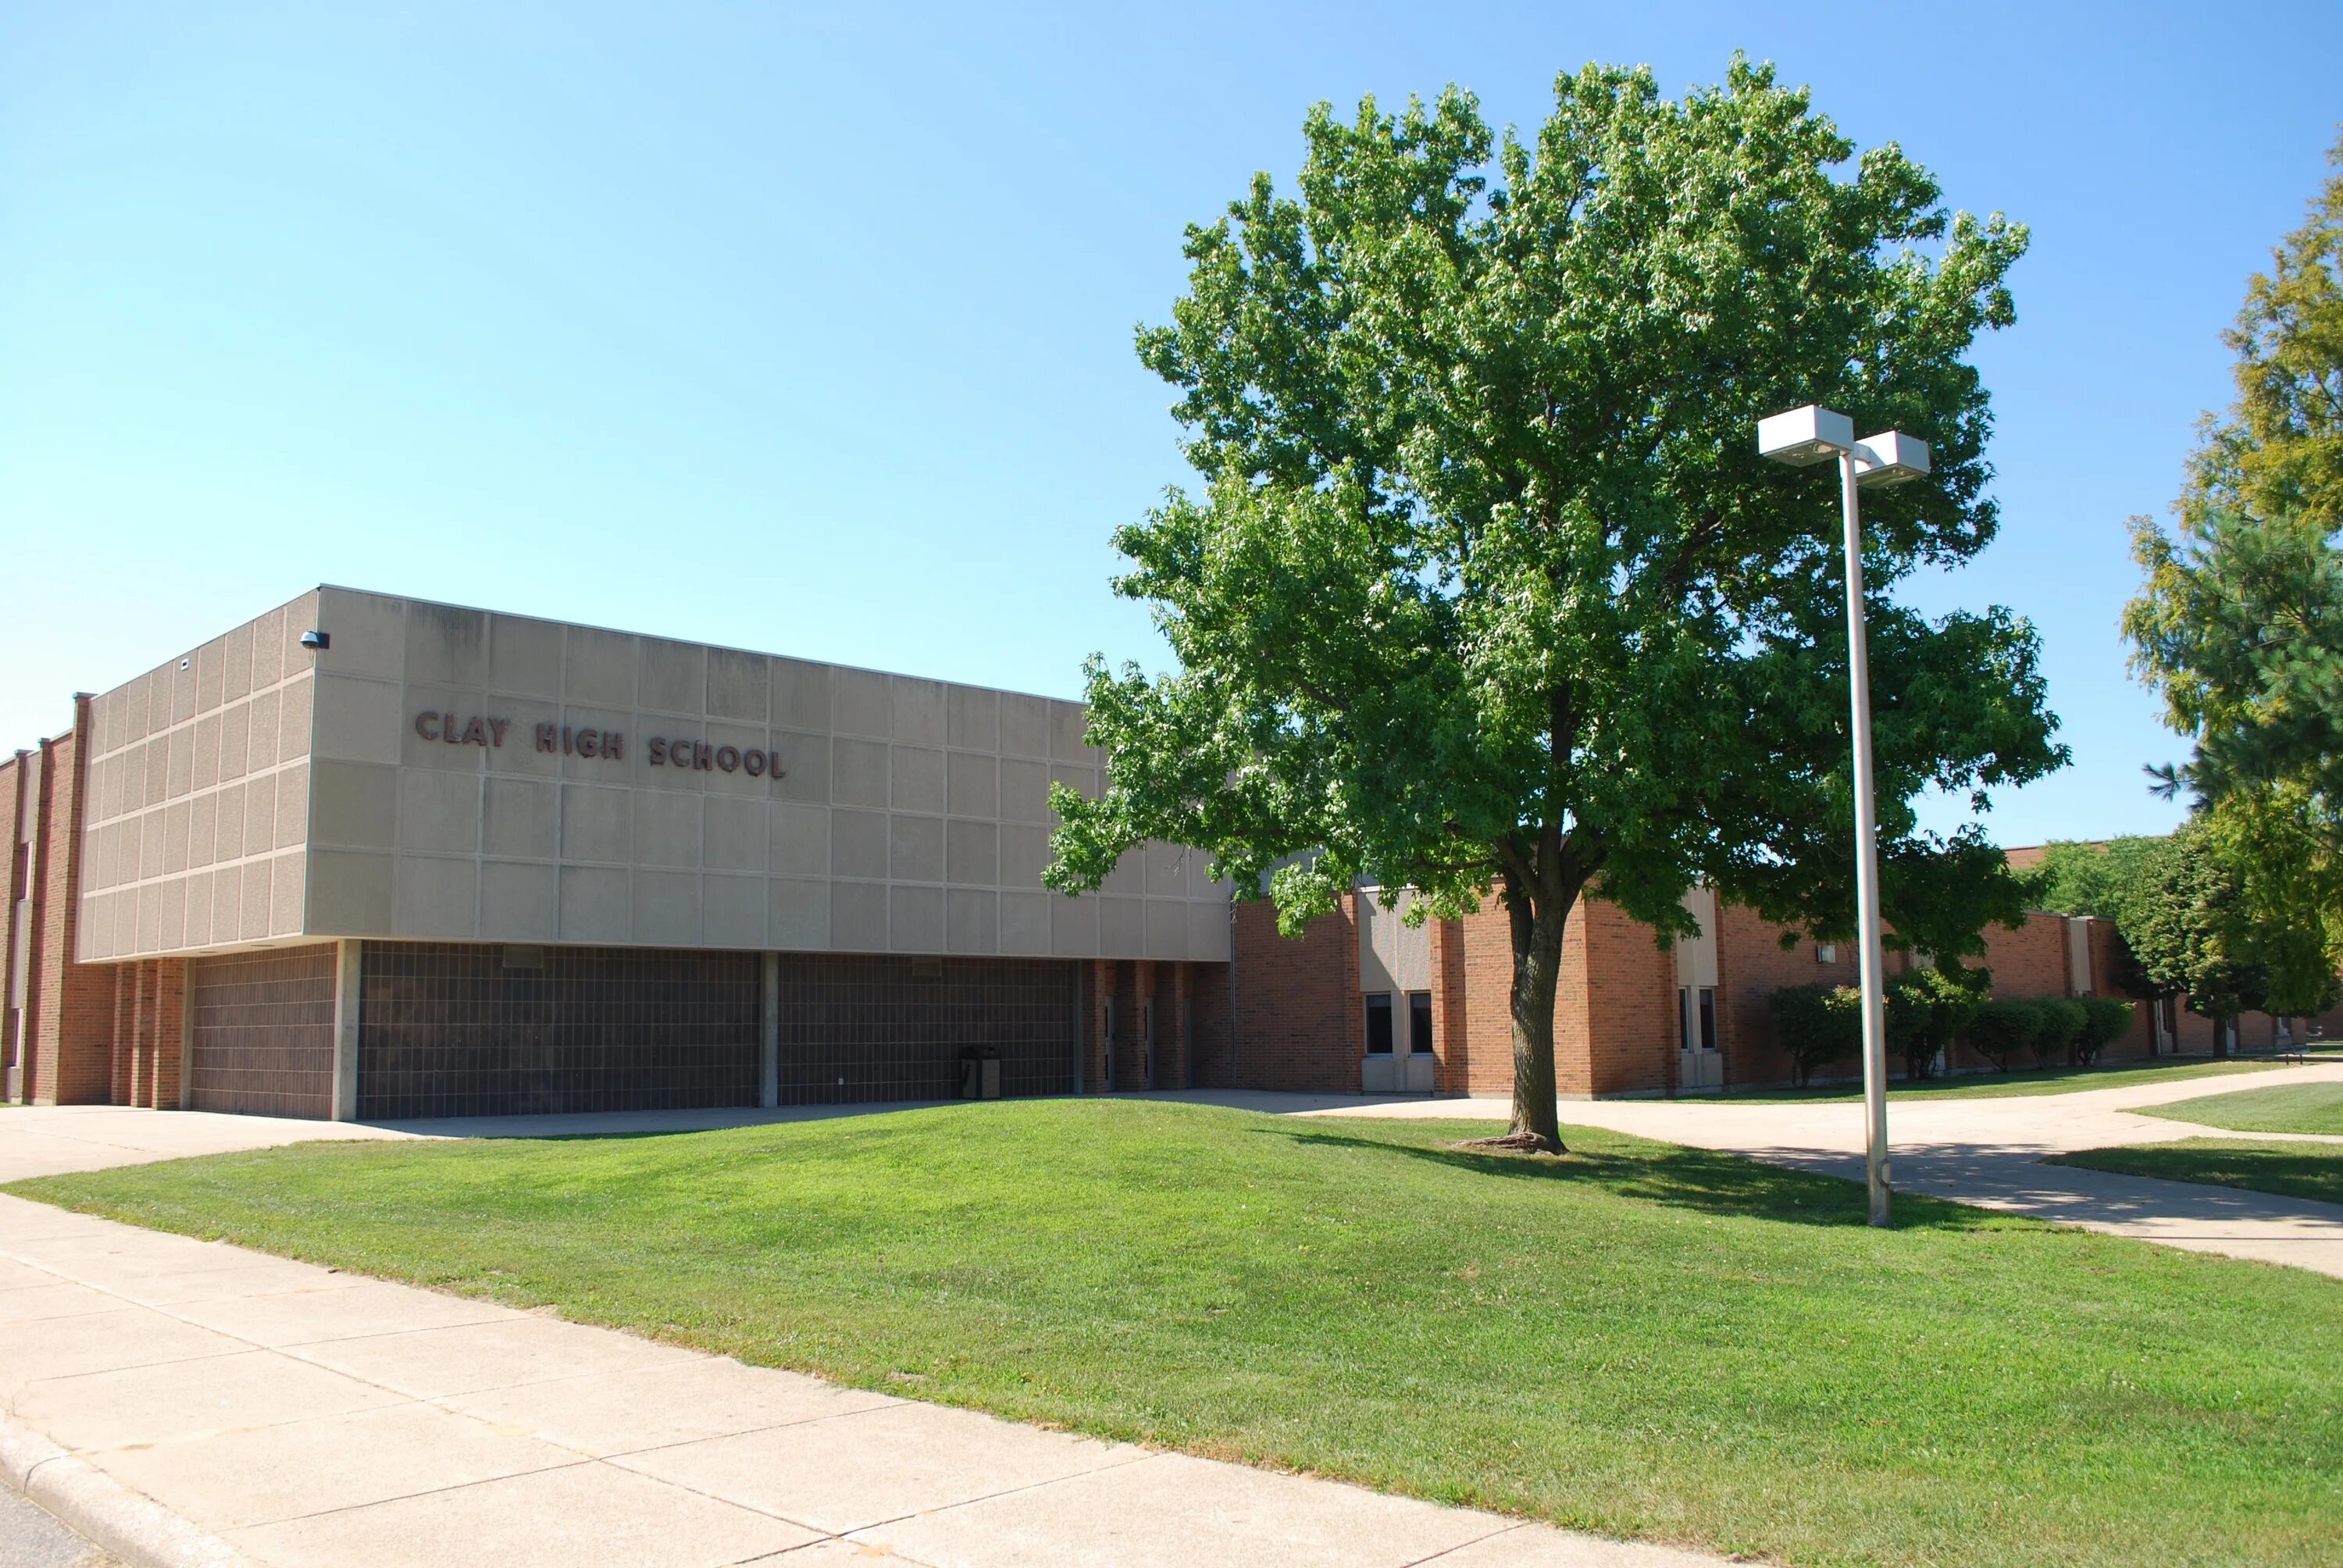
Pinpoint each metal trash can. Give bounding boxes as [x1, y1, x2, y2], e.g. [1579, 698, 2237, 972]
[958, 1046, 1002, 1100]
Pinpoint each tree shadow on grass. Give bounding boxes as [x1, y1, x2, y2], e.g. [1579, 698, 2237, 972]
[1261, 1127, 2002, 1231]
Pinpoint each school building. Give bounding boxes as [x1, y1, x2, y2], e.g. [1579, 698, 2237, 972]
[1, 587, 2324, 1119]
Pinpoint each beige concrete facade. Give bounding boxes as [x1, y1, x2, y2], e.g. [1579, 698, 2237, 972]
[75, 587, 1231, 964]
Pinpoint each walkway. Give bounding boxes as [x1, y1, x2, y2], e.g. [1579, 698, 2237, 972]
[0, 1123, 1709, 1566]
[1295, 1060, 2343, 1277]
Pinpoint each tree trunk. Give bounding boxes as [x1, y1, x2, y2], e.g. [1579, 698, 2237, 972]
[1485, 880, 1571, 1153]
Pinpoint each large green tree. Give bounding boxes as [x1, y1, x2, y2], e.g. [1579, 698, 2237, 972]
[1047, 61, 2063, 1149]
[2114, 821, 2338, 1046]
[2027, 837, 2169, 921]
[2125, 133, 2343, 987]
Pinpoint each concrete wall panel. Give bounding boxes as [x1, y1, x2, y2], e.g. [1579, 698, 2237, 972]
[77, 589, 1232, 964]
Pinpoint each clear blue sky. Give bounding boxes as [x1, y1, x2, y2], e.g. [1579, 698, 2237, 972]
[4, 2, 2338, 848]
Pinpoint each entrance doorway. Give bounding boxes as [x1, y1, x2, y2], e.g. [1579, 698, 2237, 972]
[1679, 985, 1722, 1089]
[1674, 886, 1724, 1092]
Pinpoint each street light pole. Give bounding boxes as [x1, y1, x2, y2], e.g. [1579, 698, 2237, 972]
[1756, 406, 1930, 1230]
[1836, 445, 1892, 1229]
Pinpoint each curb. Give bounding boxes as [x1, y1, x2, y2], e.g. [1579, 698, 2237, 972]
[0, 1417, 252, 1568]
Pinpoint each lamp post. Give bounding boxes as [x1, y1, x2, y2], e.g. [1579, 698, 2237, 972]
[1756, 405, 1930, 1228]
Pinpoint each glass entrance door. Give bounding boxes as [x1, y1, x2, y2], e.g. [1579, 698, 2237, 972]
[1679, 986, 1722, 1089]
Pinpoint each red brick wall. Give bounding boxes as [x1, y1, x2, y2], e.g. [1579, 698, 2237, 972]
[1457, 893, 1516, 1096]
[1229, 896, 1362, 1092]
[1186, 959, 1236, 1088]
[1429, 914, 1467, 1093]
[1216, 879, 2343, 1097]
[2, 751, 22, 1099]
[1981, 912, 2070, 1000]
[30, 715, 118, 1105]
[1578, 899, 1677, 1096]
[1714, 903, 1865, 1085]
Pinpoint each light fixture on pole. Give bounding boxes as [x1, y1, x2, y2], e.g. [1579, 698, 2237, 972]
[1756, 404, 1930, 1229]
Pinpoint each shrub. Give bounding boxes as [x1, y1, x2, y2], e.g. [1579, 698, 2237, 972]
[2077, 998, 2136, 1065]
[1886, 965, 1985, 1079]
[2032, 998, 2088, 1067]
[1769, 983, 1862, 1086]
[1963, 1000, 2042, 1071]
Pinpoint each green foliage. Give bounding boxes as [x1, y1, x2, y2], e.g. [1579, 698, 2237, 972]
[1767, 982, 1861, 1085]
[1047, 59, 2063, 1136]
[2031, 997, 2088, 1068]
[2109, 818, 2343, 1027]
[1885, 963, 1985, 1078]
[2124, 133, 2343, 984]
[2076, 998, 2138, 1064]
[2024, 837, 2167, 920]
[1963, 999, 2042, 1071]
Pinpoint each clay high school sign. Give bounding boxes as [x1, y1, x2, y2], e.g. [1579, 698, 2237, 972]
[412, 711, 786, 779]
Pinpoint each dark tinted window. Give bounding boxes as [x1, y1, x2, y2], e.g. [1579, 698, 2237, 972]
[1364, 993, 1394, 1054]
[1408, 991, 1433, 1054]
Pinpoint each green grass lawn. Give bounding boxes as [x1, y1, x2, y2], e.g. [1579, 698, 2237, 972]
[2141, 1081, 2343, 1135]
[2050, 1138, 2343, 1207]
[1707, 1054, 2290, 1103]
[14, 1101, 2342, 1568]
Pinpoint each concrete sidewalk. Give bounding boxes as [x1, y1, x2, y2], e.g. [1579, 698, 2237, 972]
[1303, 1060, 2343, 1276]
[0, 1201, 1709, 1567]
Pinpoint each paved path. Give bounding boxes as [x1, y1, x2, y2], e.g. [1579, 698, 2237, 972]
[1292, 1061, 2343, 1277]
[0, 1149, 1709, 1566]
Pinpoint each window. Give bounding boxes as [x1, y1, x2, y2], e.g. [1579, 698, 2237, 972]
[1407, 991, 1433, 1055]
[1817, 943, 1838, 965]
[1364, 992, 1394, 1055]
[1679, 986, 1718, 1052]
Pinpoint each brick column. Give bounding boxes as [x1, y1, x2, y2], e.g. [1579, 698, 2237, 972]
[1135, 960, 1159, 1089]
[133, 961, 157, 1107]
[112, 963, 133, 1106]
[1167, 962, 1192, 1090]
[1429, 916, 1464, 1094]
[1089, 958, 1115, 1092]
[1338, 892, 1364, 1084]
[34, 707, 117, 1105]
[152, 959, 186, 1109]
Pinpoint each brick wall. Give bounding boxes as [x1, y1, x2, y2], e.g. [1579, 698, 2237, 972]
[1229, 896, 1361, 1092]
[1226, 878, 2343, 1099]
[2, 751, 22, 1098]
[189, 943, 337, 1117]
[1714, 903, 1864, 1085]
[1189, 956, 1236, 1088]
[1457, 893, 1515, 1096]
[1578, 898, 1678, 1096]
[30, 712, 119, 1105]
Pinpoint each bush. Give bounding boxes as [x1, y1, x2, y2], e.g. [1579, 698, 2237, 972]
[1963, 1000, 2042, 1071]
[1769, 983, 1862, 1086]
[2032, 998, 2088, 1067]
[2077, 998, 2136, 1065]
[1886, 965, 1985, 1079]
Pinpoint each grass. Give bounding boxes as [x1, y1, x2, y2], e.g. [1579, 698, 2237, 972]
[14, 1100, 2343, 1568]
[1706, 1054, 2291, 1103]
[2140, 1082, 2343, 1136]
[2050, 1139, 2343, 1207]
